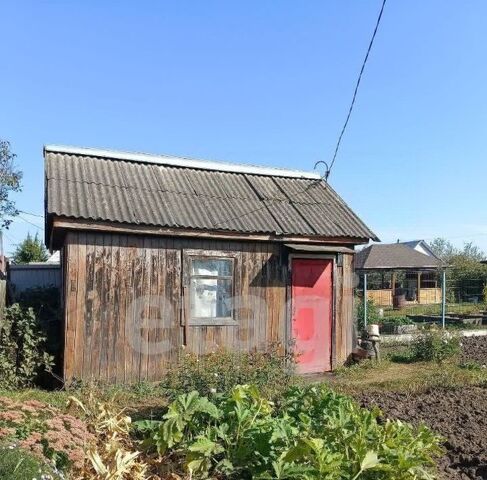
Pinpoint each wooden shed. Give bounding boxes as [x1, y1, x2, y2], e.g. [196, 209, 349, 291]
[44, 145, 377, 382]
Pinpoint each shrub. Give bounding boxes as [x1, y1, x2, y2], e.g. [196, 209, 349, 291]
[356, 298, 381, 331]
[0, 304, 54, 388]
[0, 444, 62, 480]
[410, 330, 460, 363]
[161, 344, 296, 400]
[135, 384, 442, 479]
[0, 396, 94, 472]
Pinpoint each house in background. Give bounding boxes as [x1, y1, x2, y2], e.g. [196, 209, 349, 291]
[44, 145, 377, 382]
[355, 241, 443, 307]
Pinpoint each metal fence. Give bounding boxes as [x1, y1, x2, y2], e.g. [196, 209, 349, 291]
[8, 263, 61, 298]
[355, 270, 487, 333]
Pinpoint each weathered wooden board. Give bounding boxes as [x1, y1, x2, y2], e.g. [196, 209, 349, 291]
[63, 232, 355, 382]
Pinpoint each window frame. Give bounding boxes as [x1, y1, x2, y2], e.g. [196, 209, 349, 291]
[183, 249, 239, 326]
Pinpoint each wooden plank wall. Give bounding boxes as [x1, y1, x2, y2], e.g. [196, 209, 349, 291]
[418, 288, 442, 305]
[333, 253, 354, 366]
[367, 289, 393, 306]
[366, 288, 441, 306]
[63, 232, 291, 383]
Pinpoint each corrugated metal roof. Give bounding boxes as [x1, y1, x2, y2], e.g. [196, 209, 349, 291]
[45, 146, 378, 240]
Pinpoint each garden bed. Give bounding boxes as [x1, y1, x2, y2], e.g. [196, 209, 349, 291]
[461, 335, 487, 365]
[344, 336, 487, 480]
[407, 314, 486, 326]
[356, 386, 487, 480]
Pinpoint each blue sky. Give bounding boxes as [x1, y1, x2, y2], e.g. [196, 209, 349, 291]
[1, 1, 486, 255]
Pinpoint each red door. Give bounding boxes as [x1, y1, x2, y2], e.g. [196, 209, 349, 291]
[291, 258, 333, 373]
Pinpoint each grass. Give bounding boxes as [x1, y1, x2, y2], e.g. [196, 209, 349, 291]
[0, 445, 61, 480]
[0, 388, 70, 408]
[0, 380, 167, 416]
[2, 360, 486, 414]
[333, 355, 487, 395]
[1, 343, 486, 424]
[383, 302, 487, 318]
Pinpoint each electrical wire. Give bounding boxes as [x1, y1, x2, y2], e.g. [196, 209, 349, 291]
[18, 210, 44, 218]
[211, 178, 322, 229]
[6, 4, 388, 234]
[17, 215, 44, 231]
[214, 1, 389, 227]
[325, 0, 388, 181]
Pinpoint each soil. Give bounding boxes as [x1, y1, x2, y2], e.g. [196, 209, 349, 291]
[460, 336, 487, 365]
[354, 336, 487, 480]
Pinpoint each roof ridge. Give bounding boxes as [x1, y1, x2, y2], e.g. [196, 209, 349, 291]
[44, 144, 321, 180]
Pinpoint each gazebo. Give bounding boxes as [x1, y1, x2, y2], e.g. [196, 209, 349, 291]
[355, 243, 447, 327]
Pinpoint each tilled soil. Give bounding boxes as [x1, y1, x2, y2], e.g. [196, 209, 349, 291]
[356, 386, 487, 479]
[354, 337, 487, 479]
[460, 336, 487, 366]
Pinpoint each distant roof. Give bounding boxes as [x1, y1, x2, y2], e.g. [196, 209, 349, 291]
[398, 240, 439, 259]
[44, 145, 378, 241]
[46, 251, 60, 263]
[355, 243, 443, 270]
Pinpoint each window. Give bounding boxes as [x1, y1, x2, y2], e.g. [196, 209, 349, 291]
[188, 256, 235, 325]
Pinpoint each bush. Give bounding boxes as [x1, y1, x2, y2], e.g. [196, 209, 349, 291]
[0, 304, 54, 388]
[0, 396, 94, 472]
[162, 344, 296, 400]
[410, 330, 460, 363]
[0, 444, 62, 480]
[356, 298, 381, 331]
[135, 384, 442, 479]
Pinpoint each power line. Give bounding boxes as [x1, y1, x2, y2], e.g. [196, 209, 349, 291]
[17, 215, 44, 231]
[211, 182, 322, 229]
[18, 210, 44, 218]
[2, 230, 19, 245]
[325, 0, 388, 181]
[214, 2, 389, 227]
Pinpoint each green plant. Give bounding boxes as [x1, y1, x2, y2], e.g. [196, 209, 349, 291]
[459, 361, 483, 371]
[162, 344, 297, 400]
[410, 330, 460, 363]
[0, 444, 62, 480]
[0, 304, 54, 388]
[356, 298, 381, 331]
[0, 396, 93, 472]
[380, 316, 413, 326]
[12, 232, 49, 264]
[136, 384, 442, 479]
[0, 139, 22, 229]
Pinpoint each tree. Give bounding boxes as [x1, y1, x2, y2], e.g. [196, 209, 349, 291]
[0, 139, 22, 228]
[430, 238, 485, 263]
[430, 238, 487, 302]
[12, 232, 48, 264]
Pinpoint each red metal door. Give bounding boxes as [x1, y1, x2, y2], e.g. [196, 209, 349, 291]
[291, 258, 333, 373]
